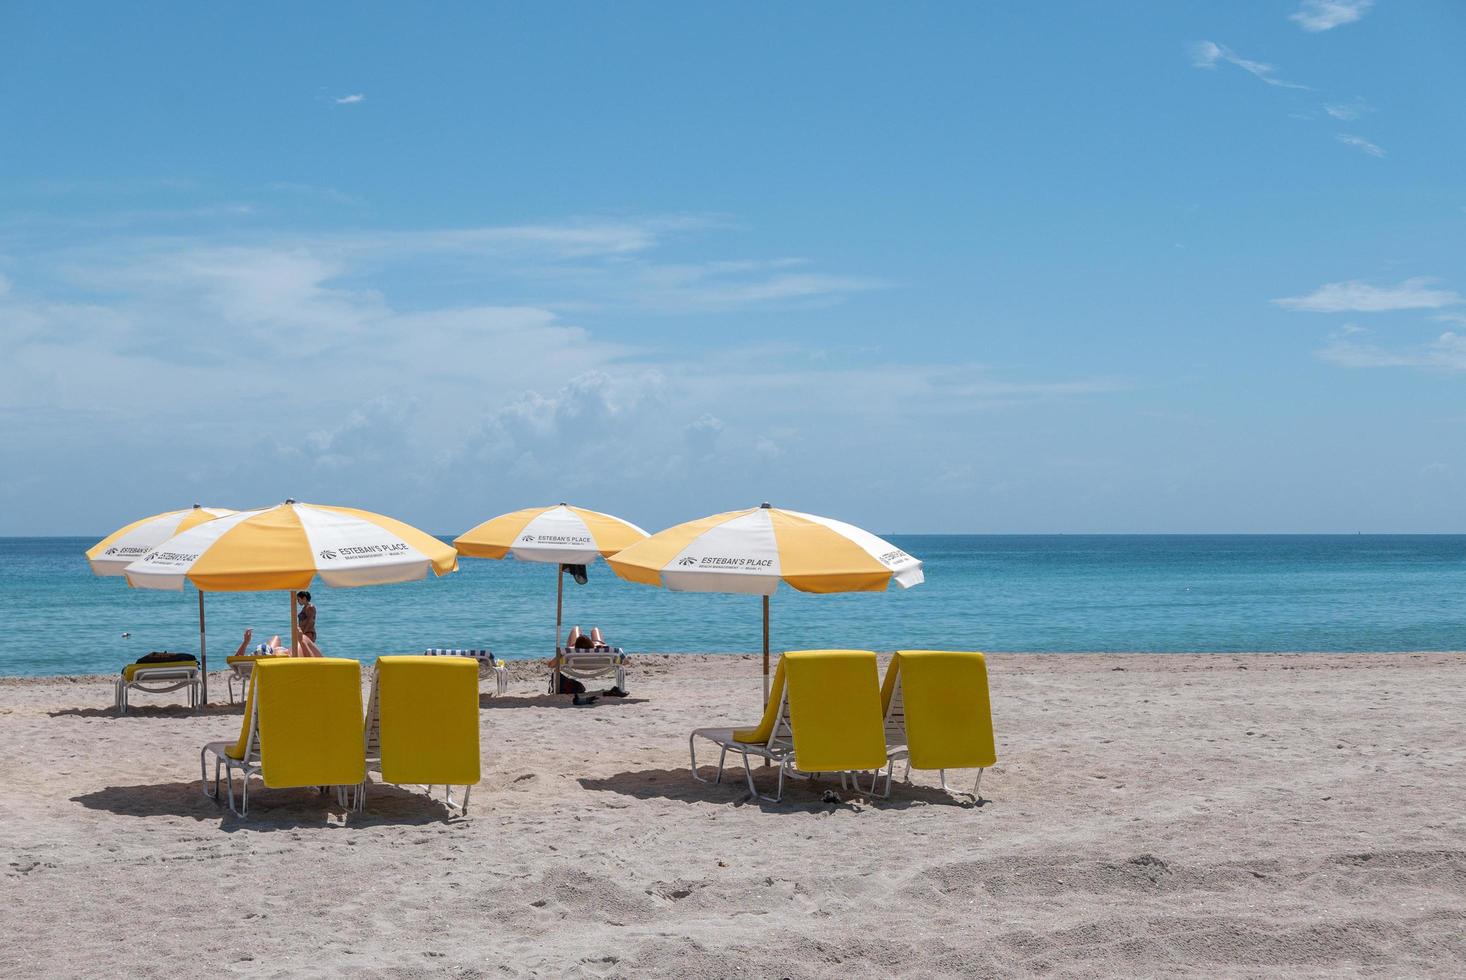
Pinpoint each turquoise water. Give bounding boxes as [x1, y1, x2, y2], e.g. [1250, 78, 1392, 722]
[2, 535, 1464, 676]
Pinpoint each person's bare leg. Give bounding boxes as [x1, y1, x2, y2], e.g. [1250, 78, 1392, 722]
[298, 634, 323, 658]
[234, 629, 254, 659]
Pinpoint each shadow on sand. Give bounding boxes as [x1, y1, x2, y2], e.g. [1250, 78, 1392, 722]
[577, 766, 986, 812]
[71, 779, 470, 830]
[480, 693, 649, 710]
[49, 702, 246, 720]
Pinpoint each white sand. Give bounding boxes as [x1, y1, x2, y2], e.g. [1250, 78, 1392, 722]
[2, 652, 1465, 978]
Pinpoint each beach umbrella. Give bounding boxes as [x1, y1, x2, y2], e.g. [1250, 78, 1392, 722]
[607, 503, 923, 702]
[87, 504, 236, 703]
[124, 500, 457, 681]
[453, 503, 649, 653]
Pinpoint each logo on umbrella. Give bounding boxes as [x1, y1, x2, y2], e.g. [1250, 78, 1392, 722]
[521, 534, 536, 543]
[677, 556, 700, 566]
[104, 547, 118, 556]
[319, 549, 339, 561]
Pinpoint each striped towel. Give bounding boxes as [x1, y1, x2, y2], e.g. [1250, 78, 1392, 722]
[424, 648, 496, 661]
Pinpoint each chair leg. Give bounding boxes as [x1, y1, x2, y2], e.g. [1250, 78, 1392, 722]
[715, 745, 728, 784]
[738, 747, 759, 800]
[200, 747, 213, 800]
[973, 768, 984, 799]
[940, 769, 948, 792]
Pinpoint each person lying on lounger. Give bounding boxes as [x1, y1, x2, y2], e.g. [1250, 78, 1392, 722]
[235, 628, 287, 657]
[564, 626, 612, 651]
[232, 629, 324, 659]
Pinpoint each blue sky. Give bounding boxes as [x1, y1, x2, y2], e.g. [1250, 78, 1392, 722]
[2, 1, 1463, 534]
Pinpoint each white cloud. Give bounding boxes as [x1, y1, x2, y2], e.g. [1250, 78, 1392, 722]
[333, 93, 365, 105]
[0, 215, 1124, 530]
[1290, 0, 1373, 32]
[1274, 278, 1462, 313]
[1189, 41, 1311, 90]
[1318, 332, 1466, 371]
[1323, 100, 1370, 121]
[1335, 133, 1386, 157]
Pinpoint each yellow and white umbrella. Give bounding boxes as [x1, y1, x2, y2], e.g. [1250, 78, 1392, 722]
[87, 504, 237, 702]
[125, 500, 457, 676]
[454, 503, 649, 652]
[608, 502, 922, 699]
[87, 504, 236, 576]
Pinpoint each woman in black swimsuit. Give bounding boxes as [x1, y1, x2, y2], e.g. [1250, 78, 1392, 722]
[296, 591, 317, 643]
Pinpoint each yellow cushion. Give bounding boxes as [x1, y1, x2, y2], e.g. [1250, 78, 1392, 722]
[783, 649, 887, 772]
[254, 658, 365, 788]
[880, 652, 901, 716]
[122, 660, 196, 682]
[895, 650, 996, 770]
[226, 653, 276, 665]
[225, 672, 258, 761]
[732, 657, 788, 744]
[376, 656, 480, 786]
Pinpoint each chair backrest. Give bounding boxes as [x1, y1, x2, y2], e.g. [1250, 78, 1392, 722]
[253, 657, 366, 789]
[374, 656, 480, 787]
[732, 656, 789, 746]
[892, 650, 996, 771]
[226, 668, 261, 761]
[880, 654, 907, 742]
[784, 650, 887, 773]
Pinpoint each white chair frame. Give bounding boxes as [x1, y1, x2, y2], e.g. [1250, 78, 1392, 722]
[115, 664, 200, 714]
[226, 660, 256, 704]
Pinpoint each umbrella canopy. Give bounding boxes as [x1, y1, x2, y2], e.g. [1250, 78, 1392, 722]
[607, 503, 922, 701]
[607, 503, 923, 595]
[124, 500, 457, 592]
[454, 504, 649, 656]
[87, 503, 236, 704]
[86, 504, 236, 575]
[454, 503, 648, 565]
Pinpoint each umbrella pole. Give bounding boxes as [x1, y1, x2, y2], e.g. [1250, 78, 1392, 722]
[554, 565, 565, 693]
[762, 594, 770, 705]
[198, 590, 207, 705]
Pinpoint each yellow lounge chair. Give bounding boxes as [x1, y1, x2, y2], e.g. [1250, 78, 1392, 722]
[364, 656, 481, 815]
[881, 650, 997, 798]
[690, 650, 890, 802]
[199, 658, 366, 817]
[115, 659, 200, 714]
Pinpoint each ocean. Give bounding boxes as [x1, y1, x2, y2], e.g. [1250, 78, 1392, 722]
[2, 535, 1463, 676]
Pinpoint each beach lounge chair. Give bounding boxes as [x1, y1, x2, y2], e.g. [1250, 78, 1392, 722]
[199, 658, 366, 817]
[225, 653, 279, 704]
[549, 645, 627, 695]
[881, 650, 997, 798]
[115, 659, 200, 714]
[423, 648, 508, 697]
[364, 656, 481, 815]
[689, 649, 890, 802]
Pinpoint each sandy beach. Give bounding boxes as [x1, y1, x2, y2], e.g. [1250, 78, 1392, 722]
[2, 652, 1464, 978]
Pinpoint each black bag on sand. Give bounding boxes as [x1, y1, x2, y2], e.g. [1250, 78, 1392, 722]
[556, 673, 586, 695]
[135, 651, 197, 665]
